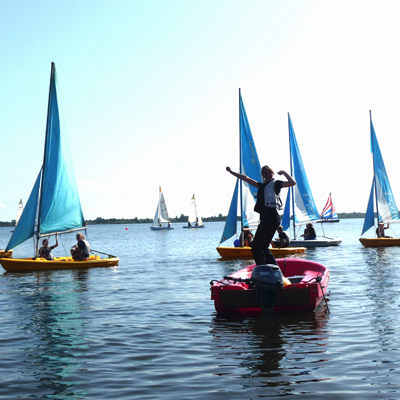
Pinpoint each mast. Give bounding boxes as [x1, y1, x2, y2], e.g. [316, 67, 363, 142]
[370, 110, 379, 227]
[35, 62, 55, 256]
[288, 113, 296, 238]
[239, 88, 244, 235]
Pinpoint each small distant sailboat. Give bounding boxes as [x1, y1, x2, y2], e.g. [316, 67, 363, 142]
[359, 111, 400, 247]
[216, 90, 305, 258]
[183, 194, 204, 228]
[0, 63, 119, 272]
[15, 199, 23, 226]
[150, 186, 174, 230]
[318, 193, 340, 223]
[281, 114, 341, 247]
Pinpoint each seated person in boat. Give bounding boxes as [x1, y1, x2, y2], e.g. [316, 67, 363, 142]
[38, 233, 59, 260]
[239, 227, 254, 247]
[376, 222, 391, 238]
[301, 223, 317, 240]
[273, 225, 290, 248]
[71, 233, 91, 261]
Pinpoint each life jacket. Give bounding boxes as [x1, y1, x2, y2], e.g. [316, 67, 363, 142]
[254, 180, 282, 214]
[79, 239, 91, 257]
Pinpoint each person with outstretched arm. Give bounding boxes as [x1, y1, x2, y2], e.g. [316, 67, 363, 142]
[226, 165, 296, 265]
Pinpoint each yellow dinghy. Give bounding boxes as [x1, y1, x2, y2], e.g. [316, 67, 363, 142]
[0, 255, 119, 273]
[0, 250, 13, 258]
[1, 63, 119, 273]
[359, 238, 400, 248]
[217, 246, 306, 259]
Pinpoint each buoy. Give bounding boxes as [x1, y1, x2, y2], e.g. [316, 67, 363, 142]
[125, 227, 128, 230]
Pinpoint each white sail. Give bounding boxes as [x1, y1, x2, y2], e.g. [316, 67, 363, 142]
[188, 195, 197, 224]
[151, 187, 173, 230]
[15, 199, 23, 226]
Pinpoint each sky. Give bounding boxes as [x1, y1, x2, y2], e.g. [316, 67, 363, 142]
[1, 0, 400, 222]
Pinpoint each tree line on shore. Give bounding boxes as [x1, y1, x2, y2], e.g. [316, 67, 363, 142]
[0, 211, 366, 227]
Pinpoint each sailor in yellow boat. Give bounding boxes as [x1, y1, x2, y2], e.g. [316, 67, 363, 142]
[38, 233, 59, 260]
[71, 233, 91, 261]
[273, 225, 290, 248]
[376, 222, 391, 238]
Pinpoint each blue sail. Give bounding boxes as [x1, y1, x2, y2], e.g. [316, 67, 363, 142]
[361, 179, 375, 235]
[6, 171, 42, 251]
[39, 63, 85, 235]
[5, 63, 85, 252]
[281, 190, 291, 231]
[239, 91, 261, 228]
[288, 114, 320, 225]
[370, 115, 399, 224]
[219, 180, 239, 244]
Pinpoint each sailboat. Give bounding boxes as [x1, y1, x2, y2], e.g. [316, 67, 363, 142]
[0, 63, 119, 272]
[216, 90, 305, 259]
[150, 186, 174, 230]
[281, 114, 341, 247]
[318, 193, 340, 223]
[183, 194, 204, 228]
[15, 199, 23, 226]
[359, 111, 400, 247]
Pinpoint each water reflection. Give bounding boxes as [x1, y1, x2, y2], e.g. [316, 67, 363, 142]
[7, 270, 91, 398]
[210, 310, 329, 392]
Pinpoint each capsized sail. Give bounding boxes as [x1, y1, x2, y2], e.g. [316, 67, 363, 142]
[6, 63, 85, 252]
[361, 112, 399, 235]
[282, 114, 320, 234]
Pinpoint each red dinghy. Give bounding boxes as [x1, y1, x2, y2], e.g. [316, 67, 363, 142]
[210, 258, 329, 315]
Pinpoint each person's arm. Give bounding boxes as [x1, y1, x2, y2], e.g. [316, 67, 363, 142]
[278, 170, 296, 188]
[226, 167, 259, 188]
[51, 233, 59, 250]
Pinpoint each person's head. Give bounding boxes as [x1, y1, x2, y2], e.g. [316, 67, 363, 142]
[307, 223, 313, 228]
[261, 165, 274, 182]
[76, 233, 84, 241]
[277, 225, 283, 233]
[42, 239, 49, 247]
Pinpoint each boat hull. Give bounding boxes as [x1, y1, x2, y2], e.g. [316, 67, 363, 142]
[0, 250, 13, 258]
[216, 246, 306, 258]
[210, 258, 329, 315]
[183, 225, 204, 229]
[359, 237, 400, 247]
[150, 226, 174, 231]
[0, 255, 119, 272]
[289, 239, 341, 247]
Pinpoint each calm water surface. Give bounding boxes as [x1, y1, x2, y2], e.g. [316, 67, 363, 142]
[1, 219, 400, 399]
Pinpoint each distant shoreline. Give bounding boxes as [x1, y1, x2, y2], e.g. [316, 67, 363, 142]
[0, 212, 367, 227]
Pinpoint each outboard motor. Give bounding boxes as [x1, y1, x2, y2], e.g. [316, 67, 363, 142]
[251, 264, 284, 315]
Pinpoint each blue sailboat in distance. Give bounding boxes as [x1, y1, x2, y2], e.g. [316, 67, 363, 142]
[0, 63, 119, 272]
[359, 111, 400, 247]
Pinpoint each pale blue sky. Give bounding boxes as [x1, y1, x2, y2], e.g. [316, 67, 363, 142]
[1, 0, 400, 221]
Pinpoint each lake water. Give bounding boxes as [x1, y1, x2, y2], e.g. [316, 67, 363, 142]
[1, 219, 400, 399]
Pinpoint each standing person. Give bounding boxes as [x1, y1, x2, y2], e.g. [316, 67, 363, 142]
[38, 233, 59, 260]
[71, 233, 91, 261]
[226, 165, 296, 265]
[274, 226, 290, 248]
